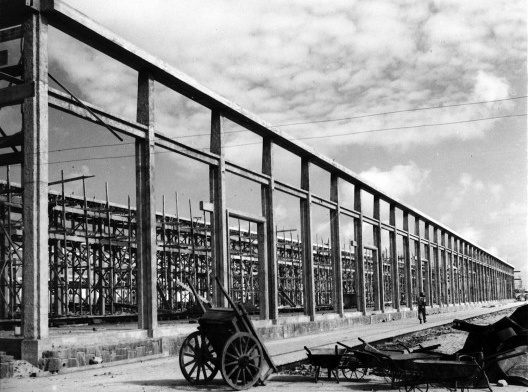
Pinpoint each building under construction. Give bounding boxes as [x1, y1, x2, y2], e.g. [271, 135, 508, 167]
[0, 1, 515, 366]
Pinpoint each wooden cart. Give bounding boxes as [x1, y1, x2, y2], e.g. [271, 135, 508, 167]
[179, 277, 277, 390]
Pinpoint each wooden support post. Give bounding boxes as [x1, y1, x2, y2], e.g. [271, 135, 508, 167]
[330, 173, 343, 316]
[354, 186, 366, 314]
[389, 205, 400, 310]
[210, 111, 228, 307]
[300, 159, 315, 320]
[21, 11, 49, 344]
[373, 196, 382, 311]
[262, 138, 278, 321]
[135, 70, 157, 334]
[403, 212, 412, 309]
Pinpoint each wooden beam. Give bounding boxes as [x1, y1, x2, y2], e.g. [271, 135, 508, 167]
[0, 0, 27, 30]
[0, 25, 23, 43]
[0, 152, 22, 166]
[0, 131, 22, 150]
[0, 82, 35, 107]
[0, 64, 23, 78]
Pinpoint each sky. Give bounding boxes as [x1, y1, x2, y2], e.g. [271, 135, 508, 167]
[1, 1, 526, 287]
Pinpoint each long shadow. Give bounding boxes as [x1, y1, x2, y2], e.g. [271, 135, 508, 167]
[125, 378, 227, 391]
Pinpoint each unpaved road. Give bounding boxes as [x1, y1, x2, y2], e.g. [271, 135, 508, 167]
[2, 306, 527, 392]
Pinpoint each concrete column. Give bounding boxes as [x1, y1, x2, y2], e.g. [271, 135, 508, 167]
[424, 223, 432, 306]
[21, 11, 49, 351]
[441, 231, 447, 306]
[389, 205, 400, 310]
[415, 218, 423, 300]
[403, 212, 413, 309]
[300, 159, 315, 320]
[373, 196, 382, 311]
[261, 138, 278, 321]
[330, 174, 344, 316]
[135, 71, 157, 334]
[354, 186, 366, 314]
[210, 111, 228, 306]
[448, 237, 454, 305]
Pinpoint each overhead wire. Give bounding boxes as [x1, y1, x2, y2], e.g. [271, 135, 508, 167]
[39, 110, 526, 166]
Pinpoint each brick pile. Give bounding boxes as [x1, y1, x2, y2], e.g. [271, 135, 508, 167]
[38, 339, 162, 373]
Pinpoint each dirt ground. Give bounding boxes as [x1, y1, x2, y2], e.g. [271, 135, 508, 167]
[2, 308, 527, 392]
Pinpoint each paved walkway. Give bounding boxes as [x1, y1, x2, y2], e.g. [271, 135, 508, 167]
[266, 301, 523, 366]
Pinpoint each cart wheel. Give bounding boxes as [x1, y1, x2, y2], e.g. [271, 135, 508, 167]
[179, 331, 219, 384]
[221, 332, 263, 390]
[341, 365, 367, 380]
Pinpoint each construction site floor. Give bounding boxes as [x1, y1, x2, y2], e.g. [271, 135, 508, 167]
[267, 301, 524, 366]
[1, 301, 526, 392]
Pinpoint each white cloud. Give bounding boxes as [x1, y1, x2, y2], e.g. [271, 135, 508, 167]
[56, 0, 525, 154]
[359, 161, 430, 199]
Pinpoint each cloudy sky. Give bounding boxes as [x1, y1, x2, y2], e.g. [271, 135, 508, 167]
[12, 1, 528, 285]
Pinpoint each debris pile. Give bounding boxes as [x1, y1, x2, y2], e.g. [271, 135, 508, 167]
[453, 304, 528, 386]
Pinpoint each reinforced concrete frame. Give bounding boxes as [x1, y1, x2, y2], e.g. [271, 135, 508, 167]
[0, 0, 515, 364]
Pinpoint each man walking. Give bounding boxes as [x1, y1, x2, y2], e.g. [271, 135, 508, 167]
[418, 291, 427, 324]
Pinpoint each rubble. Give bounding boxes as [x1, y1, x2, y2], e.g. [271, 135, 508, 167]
[453, 304, 528, 386]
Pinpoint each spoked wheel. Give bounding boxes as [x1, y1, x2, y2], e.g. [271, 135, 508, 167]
[221, 332, 263, 390]
[341, 365, 368, 381]
[179, 331, 219, 384]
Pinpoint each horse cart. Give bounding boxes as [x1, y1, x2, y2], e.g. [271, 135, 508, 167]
[179, 277, 277, 390]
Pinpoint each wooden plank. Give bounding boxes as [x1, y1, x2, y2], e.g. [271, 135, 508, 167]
[0, 64, 23, 78]
[0, 0, 27, 30]
[0, 152, 22, 166]
[0, 82, 35, 107]
[0, 131, 22, 149]
[0, 70, 22, 85]
[0, 25, 23, 43]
